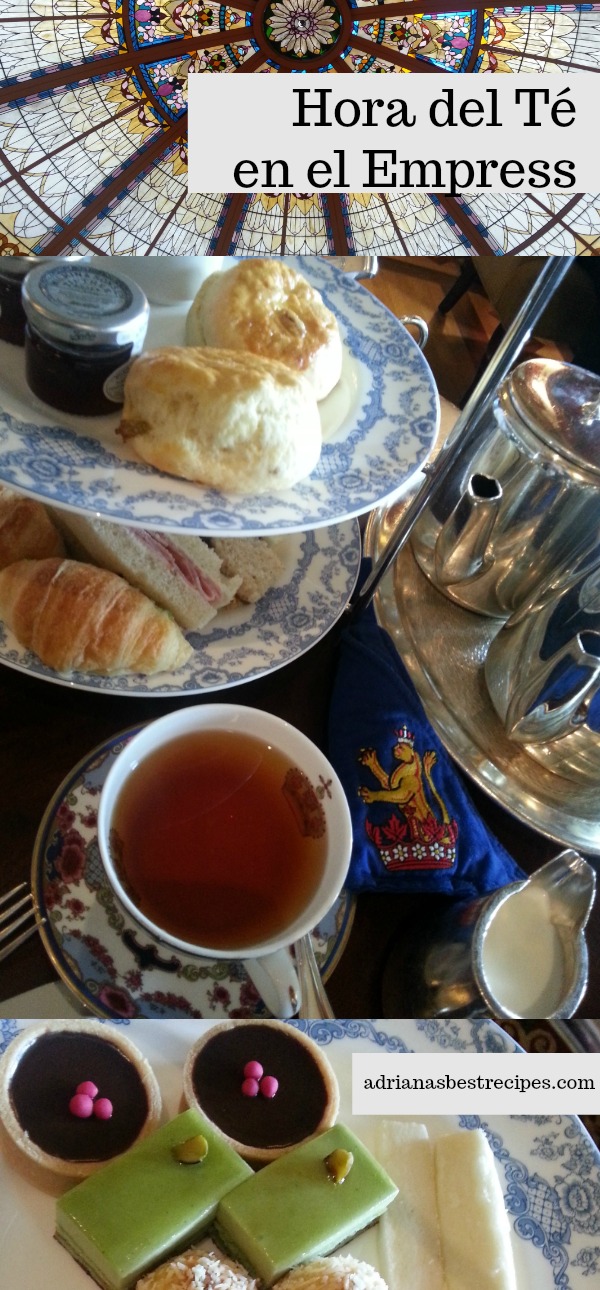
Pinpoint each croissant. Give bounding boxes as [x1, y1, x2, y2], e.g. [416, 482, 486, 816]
[0, 558, 193, 676]
[0, 485, 65, 570]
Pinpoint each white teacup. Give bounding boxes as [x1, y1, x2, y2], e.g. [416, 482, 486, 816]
[97, 704, 352, 1018]
[89, 256, 227, 304]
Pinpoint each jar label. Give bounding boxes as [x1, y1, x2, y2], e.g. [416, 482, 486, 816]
[103, 360, 132, 404]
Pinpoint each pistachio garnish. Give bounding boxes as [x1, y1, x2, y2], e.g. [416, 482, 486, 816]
[324, 1148, 354, 1184]
[173, 1134, 209, 1164]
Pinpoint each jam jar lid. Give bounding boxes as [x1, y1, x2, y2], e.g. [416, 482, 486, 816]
[22, 262, 149, 351]
[0, 254, 43, 284]
[504, 358, 600, 482]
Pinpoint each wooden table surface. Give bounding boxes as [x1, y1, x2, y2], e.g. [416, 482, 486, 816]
[1, 261, 599, 1022]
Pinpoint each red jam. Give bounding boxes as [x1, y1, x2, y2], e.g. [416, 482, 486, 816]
[22, 262, 149, 417]
[0, 261, 35, 345]
[25, 323, 134, 416]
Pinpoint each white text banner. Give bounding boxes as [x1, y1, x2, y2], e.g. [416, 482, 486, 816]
[352, 1053, 600, 1115]
[188, 73, 600, 194]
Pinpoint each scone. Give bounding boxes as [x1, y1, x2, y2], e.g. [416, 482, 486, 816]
[118, 346, 322, 495]
[186, 259, 343, 401]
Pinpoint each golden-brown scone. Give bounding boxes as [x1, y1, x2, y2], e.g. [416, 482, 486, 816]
[0, 484, 65, 569]
[186, 259, 343, 400]
[118, 346, 322, 494]
[0, 558, 193, 675]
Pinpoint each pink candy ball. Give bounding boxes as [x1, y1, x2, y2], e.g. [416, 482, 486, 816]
[243, 1060, 263, 1081]
[76, 1081, 98, 1100]
[69, 1092, 94, 1119]
[93, 1097, 113, 1120]
[241, 1077, 260, 1098]
[260, 1075, 279, 1099]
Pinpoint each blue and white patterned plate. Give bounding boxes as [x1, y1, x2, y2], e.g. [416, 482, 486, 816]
[0, 257, 439, 535]
[0, 1019, 598, 1289]
[31, 734, 355, 1018]
[0, 520, 360, 695]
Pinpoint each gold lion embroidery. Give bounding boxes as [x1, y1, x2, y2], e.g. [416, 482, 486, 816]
[357, 726, 457, 871]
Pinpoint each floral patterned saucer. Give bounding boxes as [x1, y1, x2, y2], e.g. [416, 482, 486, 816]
[31, 730, 355, 1019]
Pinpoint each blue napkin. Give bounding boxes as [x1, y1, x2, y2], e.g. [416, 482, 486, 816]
[328, 572, 526, 899]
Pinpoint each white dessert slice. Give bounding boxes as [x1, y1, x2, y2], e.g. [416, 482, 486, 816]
[434, 1129, 517, 1290]
[376, 1121, 445, 1290]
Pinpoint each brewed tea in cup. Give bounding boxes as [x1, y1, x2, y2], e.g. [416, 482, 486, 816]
[97, 705, 353, 1016]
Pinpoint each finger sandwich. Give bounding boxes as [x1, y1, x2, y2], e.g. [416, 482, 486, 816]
[51, 510, 241, 631]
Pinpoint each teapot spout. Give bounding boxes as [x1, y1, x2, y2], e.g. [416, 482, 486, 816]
[434, 473, 502, 587]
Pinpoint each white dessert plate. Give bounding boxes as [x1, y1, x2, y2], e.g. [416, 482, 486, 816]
[0, 1018, 598, 1290]
[0, 520, 360, 696]
[31, 731, 355, 1018]
[0, 257, 439, 535]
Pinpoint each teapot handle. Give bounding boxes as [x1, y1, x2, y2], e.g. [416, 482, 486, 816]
[505, 632, 600, 744]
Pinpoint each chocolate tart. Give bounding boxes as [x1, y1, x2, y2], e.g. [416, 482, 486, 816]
[0, 1020, 161, 1178]
[182, 1020, 339, 1166]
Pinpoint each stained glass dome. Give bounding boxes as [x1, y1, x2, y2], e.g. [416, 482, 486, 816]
[1, 2, 599, 254]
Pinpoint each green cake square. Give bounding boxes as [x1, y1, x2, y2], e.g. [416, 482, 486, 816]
[215, 1123, 398, 1285]
[55, 1108, 253, 1290]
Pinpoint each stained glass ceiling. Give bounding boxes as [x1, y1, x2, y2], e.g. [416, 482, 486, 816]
[1, 2, 599, 255]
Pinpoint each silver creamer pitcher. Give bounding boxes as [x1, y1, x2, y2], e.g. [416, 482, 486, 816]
[407, 851, 596, 1019]
[410, 360, 600, 619]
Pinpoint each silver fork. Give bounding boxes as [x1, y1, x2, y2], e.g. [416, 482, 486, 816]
[0, 882, 45, 962]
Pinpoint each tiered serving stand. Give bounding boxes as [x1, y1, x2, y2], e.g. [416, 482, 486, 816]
[0, 256, 439, 1018]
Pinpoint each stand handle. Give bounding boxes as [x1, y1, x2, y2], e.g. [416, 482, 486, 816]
[350, 257, 573, 619]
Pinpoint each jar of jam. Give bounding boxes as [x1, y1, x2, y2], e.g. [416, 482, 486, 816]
[22, 262, 149, 416]
[0, 255, 44, 345]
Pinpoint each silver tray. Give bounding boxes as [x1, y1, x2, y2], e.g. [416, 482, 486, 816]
[364, 502, 600, 856]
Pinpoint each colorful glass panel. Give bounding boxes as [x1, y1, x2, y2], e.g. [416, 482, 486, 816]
[1, 1, 599, 252]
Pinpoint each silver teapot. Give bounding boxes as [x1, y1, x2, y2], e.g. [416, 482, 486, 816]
[485, 563, 600, 785]
[410, 359, 600, 619]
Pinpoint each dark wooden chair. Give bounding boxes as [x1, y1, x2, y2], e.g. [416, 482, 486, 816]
[438, 258, 600, 405]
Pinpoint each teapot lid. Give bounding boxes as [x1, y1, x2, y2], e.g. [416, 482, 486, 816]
[506, 359, 600, 479]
